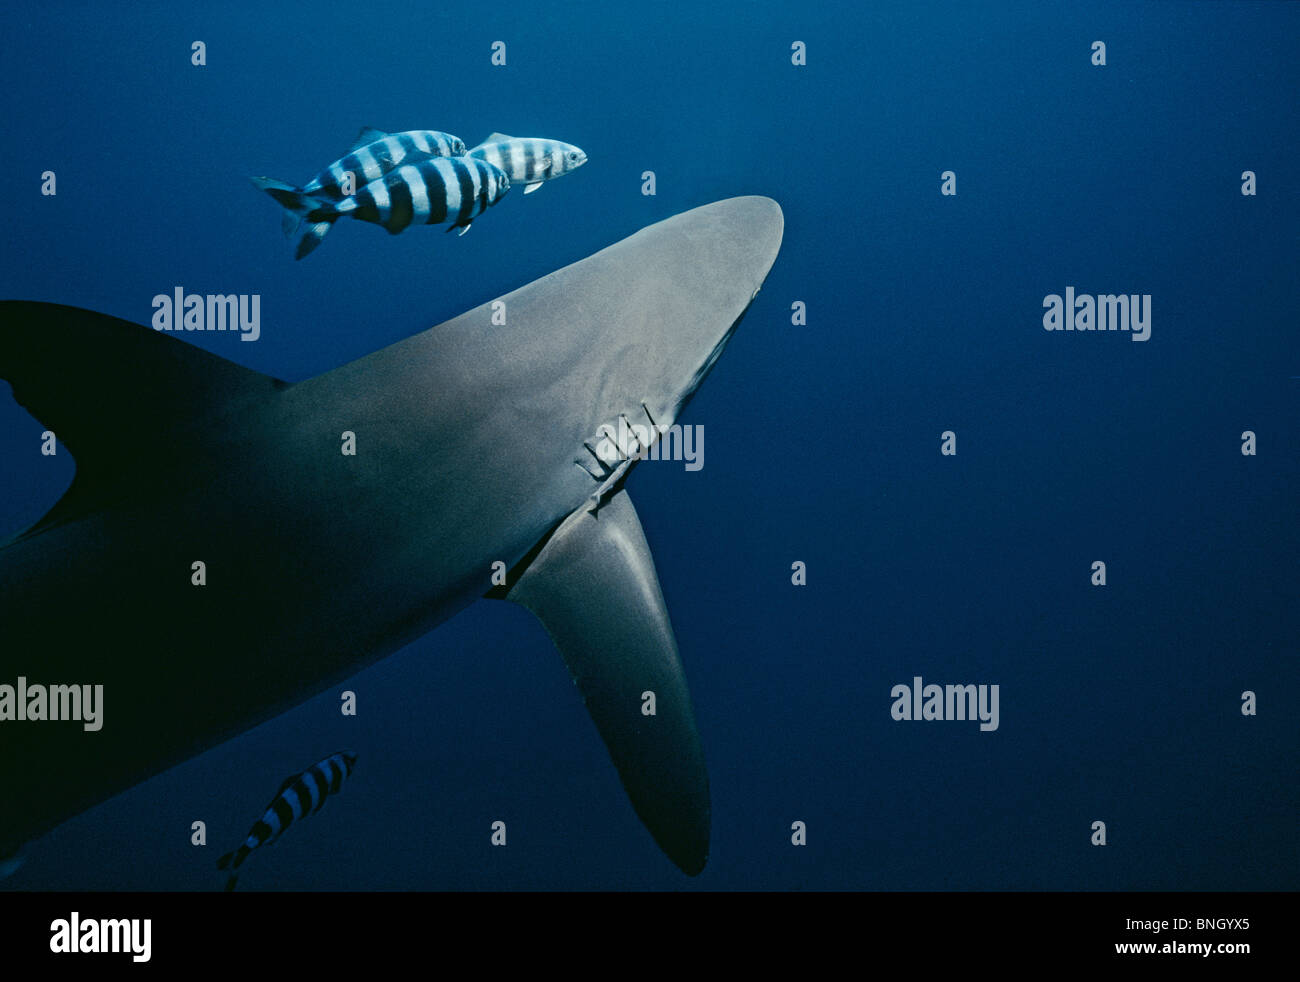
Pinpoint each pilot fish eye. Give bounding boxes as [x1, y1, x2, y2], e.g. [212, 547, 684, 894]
[568, 151, 579, 162]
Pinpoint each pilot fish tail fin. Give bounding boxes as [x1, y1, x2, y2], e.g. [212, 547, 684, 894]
[216, 843, 250, 871]
[249, 177, 341, 259]
[217, 852, 241, 890]
[249, 176, 327, 217]
[216, 841, 251, 891]
[290, 221, 335, 261]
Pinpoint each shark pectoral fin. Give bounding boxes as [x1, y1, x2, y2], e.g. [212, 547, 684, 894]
[523, 182, 543, 194]
[503, 490, 710, 875]
[350, 126, 389, 151]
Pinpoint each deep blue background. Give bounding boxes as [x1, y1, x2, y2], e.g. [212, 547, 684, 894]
[1, 0, 1296, 890]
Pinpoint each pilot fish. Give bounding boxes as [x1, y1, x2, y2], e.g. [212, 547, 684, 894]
[280, 127, 466, 239]
[252, 156, 511, 259]
[217, 751, 357, 890]
[468, 133, 588, 195]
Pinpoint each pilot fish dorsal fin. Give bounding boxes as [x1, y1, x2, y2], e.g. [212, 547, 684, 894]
[496, 489, 710, 875]
[470, 132, 516, 151]
[350, 127, 389, 151]
[0, 302, 287, 541]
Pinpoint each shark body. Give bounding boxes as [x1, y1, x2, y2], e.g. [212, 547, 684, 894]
[0, 196, 784, 875]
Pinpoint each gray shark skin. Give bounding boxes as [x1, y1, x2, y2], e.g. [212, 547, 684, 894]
[0, 196, 784, 877]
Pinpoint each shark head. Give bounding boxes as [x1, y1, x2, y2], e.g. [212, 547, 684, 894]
[382, 195, 775, 502]
[584, 195, 783, 451]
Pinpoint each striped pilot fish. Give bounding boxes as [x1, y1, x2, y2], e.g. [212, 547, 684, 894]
[281, 126, 466, 238]
[252, 156, 511, 259]
[217, 751, 357, 890]
[468, 133, 588, 195]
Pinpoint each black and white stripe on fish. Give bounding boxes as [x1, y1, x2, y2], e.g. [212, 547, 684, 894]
[281, 127, 466, 237]
[302, 128, 466, 200]
[216, 751, 357, 890]
[468, 133, 587, 195]
[252, 157, 511, 258]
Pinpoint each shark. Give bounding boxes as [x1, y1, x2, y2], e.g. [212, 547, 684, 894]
[0, 195, 784, 878]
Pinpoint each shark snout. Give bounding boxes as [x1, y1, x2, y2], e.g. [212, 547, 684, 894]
[666, 196, 784, 410]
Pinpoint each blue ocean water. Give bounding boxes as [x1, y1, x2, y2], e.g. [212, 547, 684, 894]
[1, 0, 1296, 890]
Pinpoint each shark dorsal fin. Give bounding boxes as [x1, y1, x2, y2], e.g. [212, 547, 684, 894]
[500, 489, 710, 875]
[0, 302, 286, 535]
[350, 127, 389, 151]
